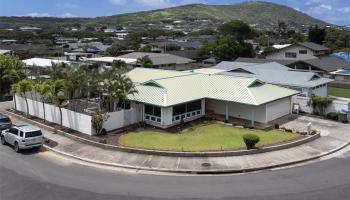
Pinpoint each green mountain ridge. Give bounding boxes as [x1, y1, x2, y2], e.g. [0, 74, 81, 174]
[95, 2, 329, 26]
[0, 1, 331, 29]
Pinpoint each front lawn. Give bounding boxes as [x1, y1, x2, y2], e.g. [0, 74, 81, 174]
[329, 87, 350, 99]
[118, 124, 301, 151]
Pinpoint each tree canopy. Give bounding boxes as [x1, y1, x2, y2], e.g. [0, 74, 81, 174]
[0, 55, 25, 96]
[197, 36, 254, 60]
[308, 25, 326, 45]
[218, 20, 255, 41]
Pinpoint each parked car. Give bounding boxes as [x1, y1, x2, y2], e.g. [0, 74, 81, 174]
[0, 114, 12, 131]
[1, 125, 43, 152]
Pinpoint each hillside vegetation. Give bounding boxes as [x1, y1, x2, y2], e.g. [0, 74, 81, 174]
[0, 2, 330, 29]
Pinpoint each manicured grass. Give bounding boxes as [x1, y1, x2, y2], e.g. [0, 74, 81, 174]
[329, 87, 350, 99]
[118, 124, 301, 151]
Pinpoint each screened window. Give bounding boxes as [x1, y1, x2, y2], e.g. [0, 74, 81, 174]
[173, 104, 186, 116]
[187, 100, 201, 112]
[172, 100, 202, 121]
[299, 50, 307, 54]
[144, 104, 161, 117]
[285, 52, 297, 58]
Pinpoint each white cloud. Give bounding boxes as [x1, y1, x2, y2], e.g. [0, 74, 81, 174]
[25, 12, 51, 17]
[319, 4, 332, 10]
[22, 12, 77, 18]
[337, 7, 350, 13]
[58, 13, 77, 18]
[109, 0, 127, 6]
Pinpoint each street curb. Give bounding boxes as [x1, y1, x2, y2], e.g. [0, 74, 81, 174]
[4, 110, 321, 158]
[43, 142, 349, 174]
[5, 110, 350, 174]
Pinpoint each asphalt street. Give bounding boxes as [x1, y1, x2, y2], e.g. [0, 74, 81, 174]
[1, 144, 350, 200]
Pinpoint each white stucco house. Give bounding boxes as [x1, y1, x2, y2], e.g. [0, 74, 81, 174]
[125, 68, 299, 128]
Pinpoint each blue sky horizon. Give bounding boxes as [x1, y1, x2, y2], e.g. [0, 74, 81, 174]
[0, 0, 349, 26]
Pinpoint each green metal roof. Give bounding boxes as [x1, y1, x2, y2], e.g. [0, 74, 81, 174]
[127, 68, 299, 107]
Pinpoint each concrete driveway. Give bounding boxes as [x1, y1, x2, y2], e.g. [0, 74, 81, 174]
[281, 115, 350, 143]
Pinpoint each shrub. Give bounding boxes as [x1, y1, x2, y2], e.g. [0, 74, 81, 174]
[243, 134, 260, 150]
[326, 112, 339, 121]
[91, 111, 110, 135]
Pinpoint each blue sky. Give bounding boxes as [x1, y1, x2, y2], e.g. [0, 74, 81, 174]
[0, 0, 349, 26]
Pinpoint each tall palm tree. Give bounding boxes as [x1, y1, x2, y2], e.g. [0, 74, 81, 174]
[136, 56, 153, 68]
[49, 80, 66, 128]
[17, 79, 33, 116]
[10, 83, 18, 111]
[35, 82, 51, 123]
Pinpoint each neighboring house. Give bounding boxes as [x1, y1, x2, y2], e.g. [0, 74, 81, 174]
[125, 68, 298, 128]
[0, 39, 17, 45]
[85, 57, 137, 69]
[117, 52, 195, 71]
[199, 61, 333, 97]
[19, 26, 41, 31]
[22, 58, 71, 78]
[55, 37, 79, 45]
[235, 57, 350, 77]
[266, 42, 330, 60]
[0, 49, 13, 55]
[64, 52, 94, 61]
[330, 69, 350, 83]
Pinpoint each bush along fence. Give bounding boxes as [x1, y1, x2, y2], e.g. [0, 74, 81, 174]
[13, 95, 141, 135]
[292, 96, 350, 122]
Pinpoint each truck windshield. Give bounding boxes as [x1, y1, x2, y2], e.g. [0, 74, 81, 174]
[25, 130, 43, 138]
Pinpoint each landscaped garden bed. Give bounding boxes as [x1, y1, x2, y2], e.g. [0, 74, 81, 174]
[118, 123, 302, 152]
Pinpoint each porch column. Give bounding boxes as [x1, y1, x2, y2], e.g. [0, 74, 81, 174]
[251, 106, 256, 127]
[225, 102, 229, 123]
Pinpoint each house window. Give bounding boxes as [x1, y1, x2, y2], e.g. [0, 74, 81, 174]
[172, 100, 202, 122]
[144, 104, 161, 123]
[299, 50, 307, 54]
[285, 52, 297, 58]
[145, 104, 161, 117]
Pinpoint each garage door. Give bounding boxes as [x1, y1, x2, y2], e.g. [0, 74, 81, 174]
[266, 98, 291, 122]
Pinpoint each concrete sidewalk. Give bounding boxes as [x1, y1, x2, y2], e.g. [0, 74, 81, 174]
[5, 112, 350, 173]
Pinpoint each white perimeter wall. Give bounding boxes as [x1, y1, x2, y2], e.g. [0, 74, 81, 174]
[292, 96, 349, 116]
[15, 95, 93, 135]
[103, 102, 142, 132]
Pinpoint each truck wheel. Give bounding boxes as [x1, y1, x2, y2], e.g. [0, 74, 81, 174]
[0, 136, 6, 145]
[14, 142, 20, 153]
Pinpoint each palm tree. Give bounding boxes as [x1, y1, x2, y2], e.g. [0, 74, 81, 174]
[104, 74, 137, 112]
[35, 82, 51, 123]
[17, 79, 33, 116]
[49, 80, 66, 128]
[49, 62, 68, 80]
[115, 74, 138, 108]
[136, 56, 153, 68]
[10, 83, 18, 111]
